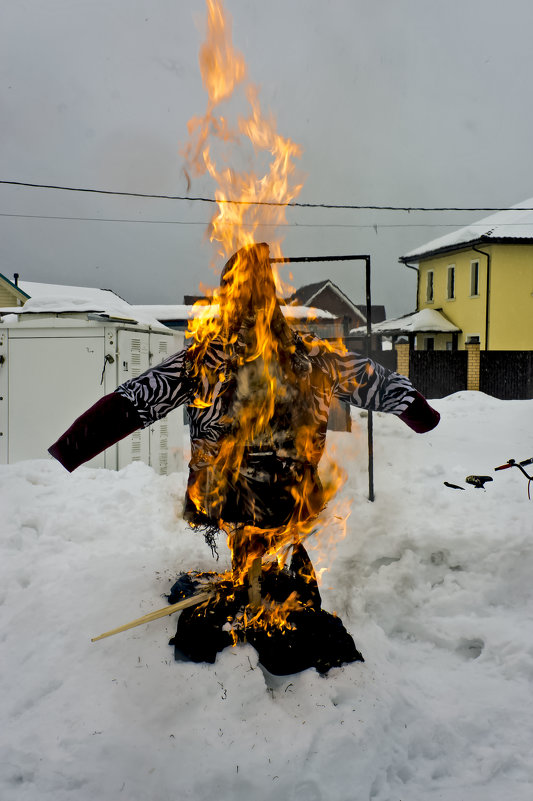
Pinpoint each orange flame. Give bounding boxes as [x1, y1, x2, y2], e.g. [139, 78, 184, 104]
[183, 0, 303, 272]
[181, 1, 351, 635]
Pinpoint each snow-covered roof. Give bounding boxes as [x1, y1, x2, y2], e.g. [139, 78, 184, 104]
[132, 304, 337, 321]
[282, 305, 336, 320]
[402, 197, 533, 261]
[287, 280, 366, 323]
[0, 281, 168, 331]
[368, 308, 461, 335]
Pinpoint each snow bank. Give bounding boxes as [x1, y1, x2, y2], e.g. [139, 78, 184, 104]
[1, 393, 532, 800]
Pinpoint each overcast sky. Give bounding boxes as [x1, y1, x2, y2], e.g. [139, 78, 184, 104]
[2, 0, 533, 317]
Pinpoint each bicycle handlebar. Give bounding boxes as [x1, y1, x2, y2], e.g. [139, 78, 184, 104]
[494, 457, 533, 471]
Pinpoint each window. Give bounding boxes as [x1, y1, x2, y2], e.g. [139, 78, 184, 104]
[447, 265, 455, 299]
[470, 261, 480, 296]
[426, 270, 434, 302]
[425, 337, 435, 351]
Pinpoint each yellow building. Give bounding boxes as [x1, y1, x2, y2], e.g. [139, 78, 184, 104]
[399, 200, 533, 350]
[0, 273, 28, 308]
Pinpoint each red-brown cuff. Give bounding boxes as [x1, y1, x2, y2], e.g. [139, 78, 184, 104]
[48, 392, 142, 472]
[398, 391, 440, 434]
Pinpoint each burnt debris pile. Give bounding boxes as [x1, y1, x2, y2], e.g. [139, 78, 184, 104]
[168, 546, 363, 676]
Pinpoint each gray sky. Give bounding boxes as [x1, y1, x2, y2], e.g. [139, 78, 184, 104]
[2, 0, 533, 317]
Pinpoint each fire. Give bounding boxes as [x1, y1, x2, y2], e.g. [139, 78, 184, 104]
[182, 0, 303, 270]
[181, 1, 351, 637]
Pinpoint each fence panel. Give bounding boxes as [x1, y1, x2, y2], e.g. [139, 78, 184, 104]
[479, 351, 533, 399]
[343, 337, 397, 372]
[368, 348, 397, 371]
[409, 351, 468, 398]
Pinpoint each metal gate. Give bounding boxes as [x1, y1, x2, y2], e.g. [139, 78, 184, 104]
[480, 351, 533, 399]
[409, 351, 468, 398]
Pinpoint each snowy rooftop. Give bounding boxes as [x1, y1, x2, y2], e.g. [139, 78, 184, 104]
[0, 283, 337, 330]
[133, 303, 337, 321]
[0, 281, 168, 331]
[402, 197, 533, 260]
[369, 308, 461, 335]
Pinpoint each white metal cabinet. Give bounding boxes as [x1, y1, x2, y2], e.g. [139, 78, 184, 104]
[0, 330, 9, 465]
[0, 317, 185, 474]
[5, 328, 106, 466]
[116, 329, 150, 470]
[148, 331, 185, 474]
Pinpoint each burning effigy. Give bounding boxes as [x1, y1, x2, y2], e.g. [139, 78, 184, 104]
[50, 237, 439, 673]
[49, 1, 440, 674]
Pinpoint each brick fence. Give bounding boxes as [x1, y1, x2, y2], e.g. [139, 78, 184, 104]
[395, 343, 410, 378]
[394, 343, 532, 399]
[466, 343, 480, 391]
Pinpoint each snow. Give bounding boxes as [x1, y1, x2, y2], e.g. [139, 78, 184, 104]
[403, 197, 533, 259]
[370, 308, 461, 335]
[132, 304, 337, 321]
[281, 305, 336, 320]
[1, 392, 533, 800]
[0, 281, 168, 331]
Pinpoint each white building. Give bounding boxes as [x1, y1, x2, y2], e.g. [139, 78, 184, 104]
[0, 279, 184, 473]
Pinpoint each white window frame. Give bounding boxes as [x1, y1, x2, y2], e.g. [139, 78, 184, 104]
[426, 270, 434, 303]
[470, 260, 480, 297]
[447, 265, 455, 300]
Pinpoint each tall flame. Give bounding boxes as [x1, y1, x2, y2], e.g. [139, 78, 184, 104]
[181, 0, 350, 634]
[183, 0, 303, 270]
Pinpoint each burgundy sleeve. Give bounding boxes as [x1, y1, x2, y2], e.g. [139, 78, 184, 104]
[398, 391, 440, 433]
[48, 392, 143, 472]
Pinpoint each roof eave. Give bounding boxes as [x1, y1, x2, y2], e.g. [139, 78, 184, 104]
[399, 238, 487, 263]
[305, 281, 366, 322]
[0, 272, 31, 301]
[400, 235, 533, 264]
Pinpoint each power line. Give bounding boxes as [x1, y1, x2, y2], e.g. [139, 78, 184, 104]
[0, 212, 208, 225]
[1, 179, 533, 213]
[3, 211, 533, 228]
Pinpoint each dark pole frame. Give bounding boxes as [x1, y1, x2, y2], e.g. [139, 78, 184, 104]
[270, 253, 375, 502]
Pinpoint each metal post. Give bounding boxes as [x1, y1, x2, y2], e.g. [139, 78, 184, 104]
[365, 257, 375, 502]
[270, 253, 375, 501]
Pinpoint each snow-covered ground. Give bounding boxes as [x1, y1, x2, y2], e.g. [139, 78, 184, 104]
[1, 391, 532, 801]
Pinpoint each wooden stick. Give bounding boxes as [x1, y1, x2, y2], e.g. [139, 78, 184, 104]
[91, 591, 214, 642]
[247, 557, 263, 609]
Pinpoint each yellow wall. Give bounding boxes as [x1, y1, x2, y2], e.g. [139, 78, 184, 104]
[0, 282, 25, 308]
[416, 244, 533, 350]
[489, 246, 533, 349]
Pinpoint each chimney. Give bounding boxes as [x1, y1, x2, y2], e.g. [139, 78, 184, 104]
[13, 272, 19, 286]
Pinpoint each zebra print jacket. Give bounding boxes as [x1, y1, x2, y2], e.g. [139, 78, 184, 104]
[115, 334, 433, 531]
[49, 333, 439, 533]
[116, 334, 416, 449]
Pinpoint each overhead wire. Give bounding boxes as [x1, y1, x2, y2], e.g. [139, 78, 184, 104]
[1, 180, 533, 213]
[1, 211, 533, 229]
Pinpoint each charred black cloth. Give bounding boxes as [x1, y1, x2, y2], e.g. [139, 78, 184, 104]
[167, 548, 364, 675]
[183, 455, 324, 532]
[245, 610, 363, 676]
